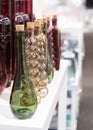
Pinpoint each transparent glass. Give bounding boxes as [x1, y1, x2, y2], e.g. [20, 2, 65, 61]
[52, 16, 60, 70]
[34, 25, 48, 98]
[43, 19, 54, 83]
[25, 25, 48, 100]
[0, 1, 12, 87]
[10, 30, 37, 119]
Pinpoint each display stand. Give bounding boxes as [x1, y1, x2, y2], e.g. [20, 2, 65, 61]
[0, 60, 69, 130]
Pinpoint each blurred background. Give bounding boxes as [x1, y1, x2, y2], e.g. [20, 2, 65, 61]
[33, 0, 93, 130]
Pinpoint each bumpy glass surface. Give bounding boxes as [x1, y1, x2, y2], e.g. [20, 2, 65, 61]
[25, 27, 48, 100]
[52, 16, 60, 70]
[43, 21, 54, 83]
[10, 31, 37, 119]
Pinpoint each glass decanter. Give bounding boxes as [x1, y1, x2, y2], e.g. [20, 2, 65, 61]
[51, 15, 60, 70]
[25, 22, 41, 103]
[43, 18, 54, 83]
[33, 21, 48, 98]
[0, 0, 12, 87]
[10, 25, 37, 119]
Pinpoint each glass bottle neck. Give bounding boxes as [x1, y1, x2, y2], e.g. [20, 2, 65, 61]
[26, 28, 34, 37]
[15, 0, 24, 14]
[20, 0, 24, 13]
[34, 26, 41, 36]
[43, 22, 47, 35]
[47, 20, 50, 29]
[16, 31, 27, 74]
[52, 18, 57, 26]
[24, 0, 32, 14]
[15, 1, 20, 14]
[23, 0, 27, 13]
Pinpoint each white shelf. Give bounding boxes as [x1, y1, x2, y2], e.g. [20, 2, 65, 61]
[0, 60, 69, 130]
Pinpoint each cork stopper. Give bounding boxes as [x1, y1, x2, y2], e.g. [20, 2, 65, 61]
[15, 25, 24, 31]
[53, 15, 57, 19]
[34, 20, 41, 27]
[36, 19, 43, 24]
[46, 17, 50, 21]
[27, 22, 34, 29]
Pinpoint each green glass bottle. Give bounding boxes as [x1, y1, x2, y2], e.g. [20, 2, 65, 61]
[10, 25, 37, 119]
[42, 18, 54, 83]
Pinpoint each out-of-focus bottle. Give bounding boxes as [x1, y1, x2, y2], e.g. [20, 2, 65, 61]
[43, 18, 54, 83]
[0, 48, 8, 93]
[0, 0, 12, 87]
[46, 17, 53, 60]
[12, 0, 30, 80]
[33, 20, 48, 98]
[51, 15, 60, 70]
[23, 0, 33, 21]
[25, 22, 41, 103]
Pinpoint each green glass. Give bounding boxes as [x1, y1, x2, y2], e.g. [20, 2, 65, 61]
[10, 27, 37, 119]
[42, 19, 54, 83]
[47, 51, 54, 83]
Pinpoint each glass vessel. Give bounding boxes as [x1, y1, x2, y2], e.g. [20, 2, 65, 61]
[33, 21, 48, 98]
[23, 0, 33, 21]
[46, 17, 52, 60]
[10, 25, 37, 119]
[0, 47, 8, 93]
[43, 18, 54, 83]
[0, 0, 12, 87]
[52, 15, 60, 70]
[25, 22, 41, 103]
[9, 0, 16, 80]
[11, 0, 30, 80]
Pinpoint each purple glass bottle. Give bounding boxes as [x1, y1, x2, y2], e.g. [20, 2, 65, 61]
[0, 10, 8, 93]
[0, 0, 12, 87]
[51, 15, 60, 70]
[0, 45, 8, 93]
[9, 0, 16, 80]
